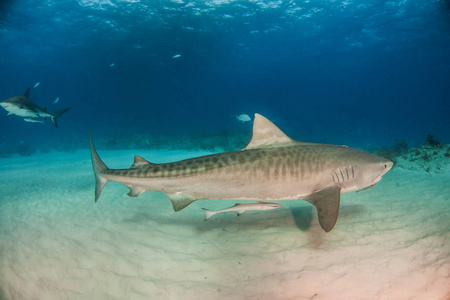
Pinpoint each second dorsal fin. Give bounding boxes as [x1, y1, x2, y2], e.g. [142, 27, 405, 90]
[130, 155, 153, 168]
[244, 113, 294, 150]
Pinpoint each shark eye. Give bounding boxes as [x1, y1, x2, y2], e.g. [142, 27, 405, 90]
[384, 164, 387, 169]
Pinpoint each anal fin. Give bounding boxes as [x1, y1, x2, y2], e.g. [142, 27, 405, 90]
[304, 186, 341, 232]
[167, 193, 197, 211]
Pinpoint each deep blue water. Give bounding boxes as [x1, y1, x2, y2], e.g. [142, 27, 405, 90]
[0, 0, 449, 153]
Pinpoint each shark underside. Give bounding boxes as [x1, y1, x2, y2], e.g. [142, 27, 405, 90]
[90, 114, 392, 232]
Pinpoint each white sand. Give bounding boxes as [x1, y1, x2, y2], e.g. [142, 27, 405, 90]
[0, 150, 449, 300]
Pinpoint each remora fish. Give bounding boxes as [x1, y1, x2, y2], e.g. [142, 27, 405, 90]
[90, 113, 393, 232]
[0, 88, 71, 128]
[24, 118, 44, 123]
[202, 202, 282, 221]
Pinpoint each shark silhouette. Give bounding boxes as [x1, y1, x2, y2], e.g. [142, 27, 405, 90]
[0, 88, 70, 127]
[90, 114, 393, 232]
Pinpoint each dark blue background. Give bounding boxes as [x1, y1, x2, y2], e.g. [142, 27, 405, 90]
[0, 0, 449, 151]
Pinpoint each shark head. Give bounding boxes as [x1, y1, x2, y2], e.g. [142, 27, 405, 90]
[336, 149, 393, 193]
[0, 97, 36, 117]
[0, 101, 11, 110]
[363, 157, 393, 187]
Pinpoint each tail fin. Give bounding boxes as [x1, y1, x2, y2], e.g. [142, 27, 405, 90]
[90, 131, 109, 202]
[51, 107, 71, 128]
[202, 208, 216, 221]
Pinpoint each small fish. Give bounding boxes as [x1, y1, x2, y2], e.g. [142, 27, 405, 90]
[236, 114, 251, 123]
[33, 82, 40, 88]
[24, 118, 44, 123]
[172, 54, 181, 59]
[202, 202, 282, 221]
[54, 97, 60, 104]
[109, 63, 115, 67]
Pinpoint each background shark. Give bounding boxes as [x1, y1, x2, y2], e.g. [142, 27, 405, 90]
[90, 114, 393, 232]
[0, 88, 71, 128]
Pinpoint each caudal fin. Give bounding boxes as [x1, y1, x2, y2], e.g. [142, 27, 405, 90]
[90, 131, 109, 202]
[202, 208, 216, 221]
[51, 107, 71, 128]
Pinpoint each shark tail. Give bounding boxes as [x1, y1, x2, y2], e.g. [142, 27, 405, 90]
[90, 131, 109, 202]
[202, 208, 216, 221]
[51, 107, 71, 128]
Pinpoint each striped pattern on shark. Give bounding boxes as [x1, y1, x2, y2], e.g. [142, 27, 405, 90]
[90, 113, 393, 232]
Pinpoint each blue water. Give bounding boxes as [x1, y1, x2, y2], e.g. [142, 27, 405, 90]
[0, 0, 449, 152]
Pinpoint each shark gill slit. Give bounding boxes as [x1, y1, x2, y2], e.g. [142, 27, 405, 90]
[334, 171, 340, 183]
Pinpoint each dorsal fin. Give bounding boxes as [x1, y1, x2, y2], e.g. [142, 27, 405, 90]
[130, 155, 153, 168]
[244, 113, 294, 150]
[24, 88, 30, 98]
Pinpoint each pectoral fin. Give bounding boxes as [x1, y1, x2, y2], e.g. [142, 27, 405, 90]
[167, 193, 197, 211]
[304, 186, 341, 232]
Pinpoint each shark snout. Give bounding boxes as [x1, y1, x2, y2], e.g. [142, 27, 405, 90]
[383, 160, 394, 174]
[372, 159, 393, 185]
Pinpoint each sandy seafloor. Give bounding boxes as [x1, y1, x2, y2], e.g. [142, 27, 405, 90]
[0, 149, 449, 300]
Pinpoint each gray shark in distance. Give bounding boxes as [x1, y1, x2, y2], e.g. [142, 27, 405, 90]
[0, 88, 71, 127]
[90, 114, 393, 232]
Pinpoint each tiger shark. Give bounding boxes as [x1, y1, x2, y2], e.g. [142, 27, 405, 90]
[90, 113, 393, 232]
[0, 88, 71, 127]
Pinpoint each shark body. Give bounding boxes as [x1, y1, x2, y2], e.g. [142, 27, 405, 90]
[0, 88, 71, 127]
[90, 113, 393, 232]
